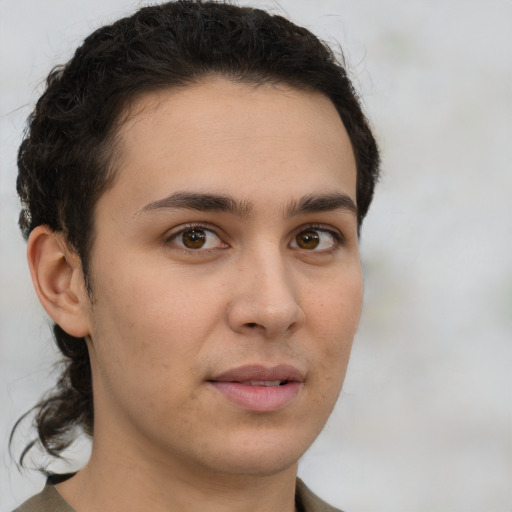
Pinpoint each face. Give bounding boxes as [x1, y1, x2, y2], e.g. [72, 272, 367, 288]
[81, 79, 362, 478]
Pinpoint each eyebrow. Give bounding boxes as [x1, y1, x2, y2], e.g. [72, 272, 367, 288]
[135, 191, 253, 218]
[135, 191, 357, 218]
[284, 192, 357, 218]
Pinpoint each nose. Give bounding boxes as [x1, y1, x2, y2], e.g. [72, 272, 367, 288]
[226, 249, 305, 339]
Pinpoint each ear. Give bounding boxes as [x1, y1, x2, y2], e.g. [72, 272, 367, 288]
[27, 226, 91, 338]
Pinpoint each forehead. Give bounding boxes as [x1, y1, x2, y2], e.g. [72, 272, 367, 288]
[103, 78, 357, 214]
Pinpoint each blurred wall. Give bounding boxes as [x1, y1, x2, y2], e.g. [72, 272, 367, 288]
[1, 1, 511, 510]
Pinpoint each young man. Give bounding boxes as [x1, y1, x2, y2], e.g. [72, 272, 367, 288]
[13, 1, 379, 511]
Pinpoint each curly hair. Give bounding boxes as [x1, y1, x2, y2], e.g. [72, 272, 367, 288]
[14, 0, 380, 464]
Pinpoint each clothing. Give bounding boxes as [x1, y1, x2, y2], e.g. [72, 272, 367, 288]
[296, 479, 344, 512]
[13, 475, 343, 512]
[12, 474, 74, 512]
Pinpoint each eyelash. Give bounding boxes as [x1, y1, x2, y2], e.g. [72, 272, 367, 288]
[165, 223, 226, 253]
[293, 224, 345, 251]
[165, 223, 345, 254]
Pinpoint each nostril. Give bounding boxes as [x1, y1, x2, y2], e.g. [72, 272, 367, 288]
[246, 323, 257, 329]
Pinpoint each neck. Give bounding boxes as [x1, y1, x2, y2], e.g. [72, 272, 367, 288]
[57, 441, 299, 512]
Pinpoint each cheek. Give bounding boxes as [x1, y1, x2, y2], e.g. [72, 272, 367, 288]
[94, 254, 217, 327]
[87, 276, 208, 426]
[304, 270, 363, 379]
[88, 261, 224, 379]
[307, 266, 363, 335]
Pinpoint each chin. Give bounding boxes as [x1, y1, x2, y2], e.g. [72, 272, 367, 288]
[193, 425, 316, 478]
[206, 450, 300, 478]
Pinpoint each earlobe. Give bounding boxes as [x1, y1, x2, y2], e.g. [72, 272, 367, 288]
[27, 226, 91, 338]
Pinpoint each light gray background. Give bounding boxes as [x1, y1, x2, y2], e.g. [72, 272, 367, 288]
[1, 1, 511, 511]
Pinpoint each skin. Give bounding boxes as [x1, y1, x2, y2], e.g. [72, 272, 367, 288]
[29, 78, 362, 512]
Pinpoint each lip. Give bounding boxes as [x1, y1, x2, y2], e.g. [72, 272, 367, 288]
[208, 364, 304, 413]
[211, 364, 305, 383]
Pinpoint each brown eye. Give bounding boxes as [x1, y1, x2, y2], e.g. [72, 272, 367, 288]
[295, 230, 320, 249]
[168, 226, 226, 251]
[181, 229, 207, 249]
[290, 227, 340, 251]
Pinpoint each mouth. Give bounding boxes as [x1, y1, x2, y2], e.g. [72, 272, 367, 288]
[208, 364, 304, 412]
[209, 364, 304, 383]
[238, 380, 288, 387]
